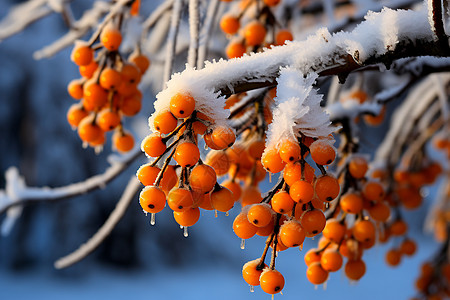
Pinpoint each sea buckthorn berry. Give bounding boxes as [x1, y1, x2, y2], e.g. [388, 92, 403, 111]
[283, 162, 315, 185]
[129, 53, 150, 73]
[256, 219, 275, 236]
[390, 219, 408, 236]
[113, 130, 134, 152]
[400, 239, 417, 256]
[170, 92, 196, 118]
[271, 191, 295, 214]
[192, 120, 207, 135]
[220, 14, 240, 35]
[121, 63, 141, 84]
[260, 269, 285, 295]
[385, 249, 402, 266]
[173, 207, 200, 227]
[367, 201, 390, 222]
[67, 104, 88, 128]
[83, 81, 108, 110]
[248, 139, 265, 160]
[241, 185, 262, 207]
[118, 81, 138, 97]
[139, 186, 166, 213]
[289, 180, 314, 203]
[243, 21, 267, 46]
[141, 133, 166, 157]
[89, 131, 106, 147]
[159, 165, 178, 193]
[205, 151, 230, 176]
[233, 212, 258, 239]
[247, 204, 273, 227]
[362, 181, 385, 202]
[97, 109, 121, 131]
[348, 90, 368, 103]
[153, 111, 178, 134]
[136, 164, 160, 186]
[100, 27, 122, 51]
[314, 175, 340, 202]
[263, 0, 281, 6]
[309, 140, 336, 165]
[242, 259, 266, 286]
[304, 249, 322, 266]
[352, 220, 376, 243]
[78, 116, 103, 143]
[189, 164, 217, 193]
[279, 220, 305, 247]
[321, 249, 343, 272]
[197, 193, 213, 210]
[322, 219, 346, 244]
[167, 188, 194, 212]
[364, 105, 386, 126]
[222, 180, 242, 202]
[279, 139, 301, 163]
[121, 92, 142, 116]
[301, 209, 326, 236]
[211, 126, 236, 149]
[130, 0, 140, 16]
[348, 156, 368, 179]
[174, 142, 200, 167]
[275, 29, 293, 45]
[210, 186, 234, 212]
[340, 193, 364, 214]
[261, 148, 286, 173]
[71, 45, 94, 66]
[99, 67, 122, 90]
[67, 80, 84, 99]
[306, 262, 329, 285]
[226, 41, 246, 59]
[204, 132, 221, 150]
[345, 259, 366, 281]
[79, 61, 98, 78]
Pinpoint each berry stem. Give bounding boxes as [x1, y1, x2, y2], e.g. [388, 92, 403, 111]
[154, 146, 176, 187]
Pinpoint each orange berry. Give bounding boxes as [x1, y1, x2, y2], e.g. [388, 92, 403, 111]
[348, 90, 368, 104]
[121, 92, 142, 116]
[340, 193, 364, 214]
[279, 220, 305, 247]
[244, 21, 266, 46]
[210, 186, 235, 212]
[129, 53, 150, 73]
[136, 164, 160, 186]
[97, 109, 121, 131]
[390, 219, 408, 236]
[367, 201, 390, 222]
[321, 249, 343, 272]
[220, 14, 240, 35]
[67, 80, 84, 99]
[139, 186, 166, 213]
[304, 249, 322, 266]
[117, 81, 138, 97]
[167, 188, 194, 212]
[275, 29, 293, 45]
[400, 239, 416, 256]
[364, 105, 386, 126]
[306, 262, 329, 285]
[67, 104, 88, 128]
[263, 0, 280, 6]
[309, 140, 336, 165]
[314, 175, 340, 202]
[79, 61, 98, 78]
[362, 181, 385, 202]
[113, 131, 134, 152]
[247, 204, 273, 227]
[301, 209, 326, 235]
[99, 67, 122, 90]
[174, 142, 200, 167]
[170, 93, 196, 118]
[211, 126, 236, 149]
[345, 259, 366, 280]
[241, 185, 262, 207]
[100, 27, 122, 51]
[261, 148, 286, 173]
[121, 63, 141, 84]
[205, 151, 230, 176]
[348, 156, 368, 179]
[159, 165, 178, 193]
[153, 111, 178, 134]
[233, 212, 257, 239]
[271, 191, 295, 214]
[352, 220, 376, 243]
[78, 116, 103, 143]
[242, 259, 265, 286]
[130, 0, 140, 16]
[289, 180, 314, 203]
[71, 45, 94, 66]
[189, 164, 217, 193]
[141, 133, 166, 157]
[173, 207, 200, 227]
[83, 81, 108, 110]
[283, 162, 315, 185]
[248, 139, 265, 160]
[222, 180, 242, 202]
[322, 219, 346, 244]
[260, 269, 285, 294]
[226, 41, 246, 58]
[279, 139, 301, 163]
[385, 249, 402, 266]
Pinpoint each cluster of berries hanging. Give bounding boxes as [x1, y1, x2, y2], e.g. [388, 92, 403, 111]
[66, 0, 149, 153]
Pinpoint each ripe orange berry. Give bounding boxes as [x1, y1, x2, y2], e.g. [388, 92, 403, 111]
[210, 186, 235, 212]
[279, 220, 305, 247]
[275, 29, 293, 45]
[345, 259, 366, 280]
[247, 204, 273, 227]
[322, 219, 346, 244]
[301, 209, 326, 235]
[79, 61, 98, 78]
[159, 165, 178, 193]
[362, 181, 385, 202]
[78, 117, 103, 143]
[263, 0, 280, 6]
[241, 185, 262, 207]
[367, 201, 390, 221]
[390, 219, 408, 236]
[242, 259, 265, 286]
[283, 162, 315, 185]
[244, 21, 267, 46]
[173, 207, 200, 227]
[348, 156, 368, 179]
[100, 27, 122, 51]
[67, 104, 89, 128]
[174, 142, 200, 167]
[306, 262, 329, 285]
[340, 193, 364, 214]
[99, 67, 122, 90]
[289, 180, 314, 203]
[247, 139, 265, 160]
[279, 139, 301, 163]
[205, 151, 230, 176]
[261, 148, 286, 173]
[170, 93, 196, 118]
[400, 239, 416, 256]
[97, 109, 121, 131]
[141, 133, 166, 157]
[129, 53, 150, 73]
[136, 164, 160, 186]
[226, 41, 246, 58]
[260, 269, 285, 294]
[211, 126, 236, 149]
[352, 220, 376, 243]
[83, 81, 108, 110]
[130, 0, 140, 16]
[271, 191, 295, 214]
[222, 180, 242, 202]
[220, 14, 240, 35]
[233, 212, 258, 239]
[314, 175, 340, 202]
[321, 249, 343, 272]
[113, 131, 134, 152]
[139, 186, 166, 213]
[120, 92, 142, 116]
[121, 63, 141, 84]
[167, 188, 194, 212]
[153, 111, 178, 134]
[309, 140, 336, 165]
[189, 164, 217, 193]
[304, 248, 322, 266]
[385, 249, 402, 266]
[67, 80, 84, 99]
[71, 45, 94, 66]
[117, 81, 138, 97]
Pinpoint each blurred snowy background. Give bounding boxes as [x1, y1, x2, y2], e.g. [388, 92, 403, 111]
[0, 0, 445, 299]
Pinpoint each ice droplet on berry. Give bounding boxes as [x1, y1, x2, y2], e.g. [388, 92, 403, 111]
[240, 239, 245, 250]
[150, 213, 156, 225]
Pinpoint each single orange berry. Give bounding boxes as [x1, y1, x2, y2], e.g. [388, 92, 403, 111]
[121, 63, 141, 84]
[129, 53, 150, 73]
[261, 148, 286, 173]
[174, 142, 200, 167]
[167, 188, 194, 212]
[247, 204, 273, 227]
[367, 201, 390, 222]
[83, 81, 108, 110]
[345, 259, 366, 280]
[275, 29, 293, 45]
[67, 80, 84, 99]
[289, 180, 314, 203]
[244, 21, 267, 46]
[170, 93, 196, 118]
[71, 45, 94, 66]
[260, 269, 285, 294]
[362, 181, 385, 202]
[189, 164, 217, 193]
[241, 185, 262, 207]
[99, 67, 122, 90]
[113, 130, 134, 152]
[136, 164, 160, 186]
[78, 117, 103, 143]
[226, 41, 246, 58]
[321, 249, 343, 272]
[340, 193, 364, 214]
[271, 191, 295, 214]
[173, 207, 200, 227]
[304, 249, 322, 266]
[385, 249, 402, 266]
[130, 0, 140, 16]
[400, 239, 417, 256]
[322, 219, 346, 244]
[121, 92, 142, 116]
[97, 109, 121, 131]
[210, 186, 235, 212]
[247, 139, 265, 160]
[279, 220, 305, 247]
[100, 27, 122, 51]
[301, 209, 326, 236]
[348, 156, 368, 179]
[67, 104, 88, 128]
[141, 133, 166, 157]
[390, 219, 408, 236]
[220, 14, 240, 35]
[306, 262, 329, 285]
[233, 212, 258, 239]
[309, 140, 336, 165]
[352, 220, 376, 243]
[79, 61, 98, 78]
[205, 151, 230, 176]
[222, 180, 242, 202]
[242, 259, 266, 286]
[211, 126, 236, 149]
[314, 175, 340, 202]
[283, 162, 315, 185]
[139, 186, 166, 213]
[279, 139, 301, 163]
[153, 111, 178, 134]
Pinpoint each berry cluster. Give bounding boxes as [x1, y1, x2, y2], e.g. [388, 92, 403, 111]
[66, 1, 149, 153]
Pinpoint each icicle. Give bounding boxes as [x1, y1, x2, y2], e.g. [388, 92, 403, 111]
[269, 172, 272, 183]
[315, 285, 318, 290]
[183, 226, 189, 237]
[204, 143, 208, 150]
[323, 281, 327, 290]
[299, 244, 303, 251]
[180, 225, 184, 229]
[325, 202, 329, 209]
[150, 213, 156, 225]
[144, 211, 148, 217]
[312, 236, 315, 241]
[271, 294, 274, 300]
[225, 211, 229, 217]
[240, 239, 245, 249]
[276, 251, 279, 257]
[215, 209, 218, 218]
[250, 285, 254, 293]
[82, 141, 88, 149]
